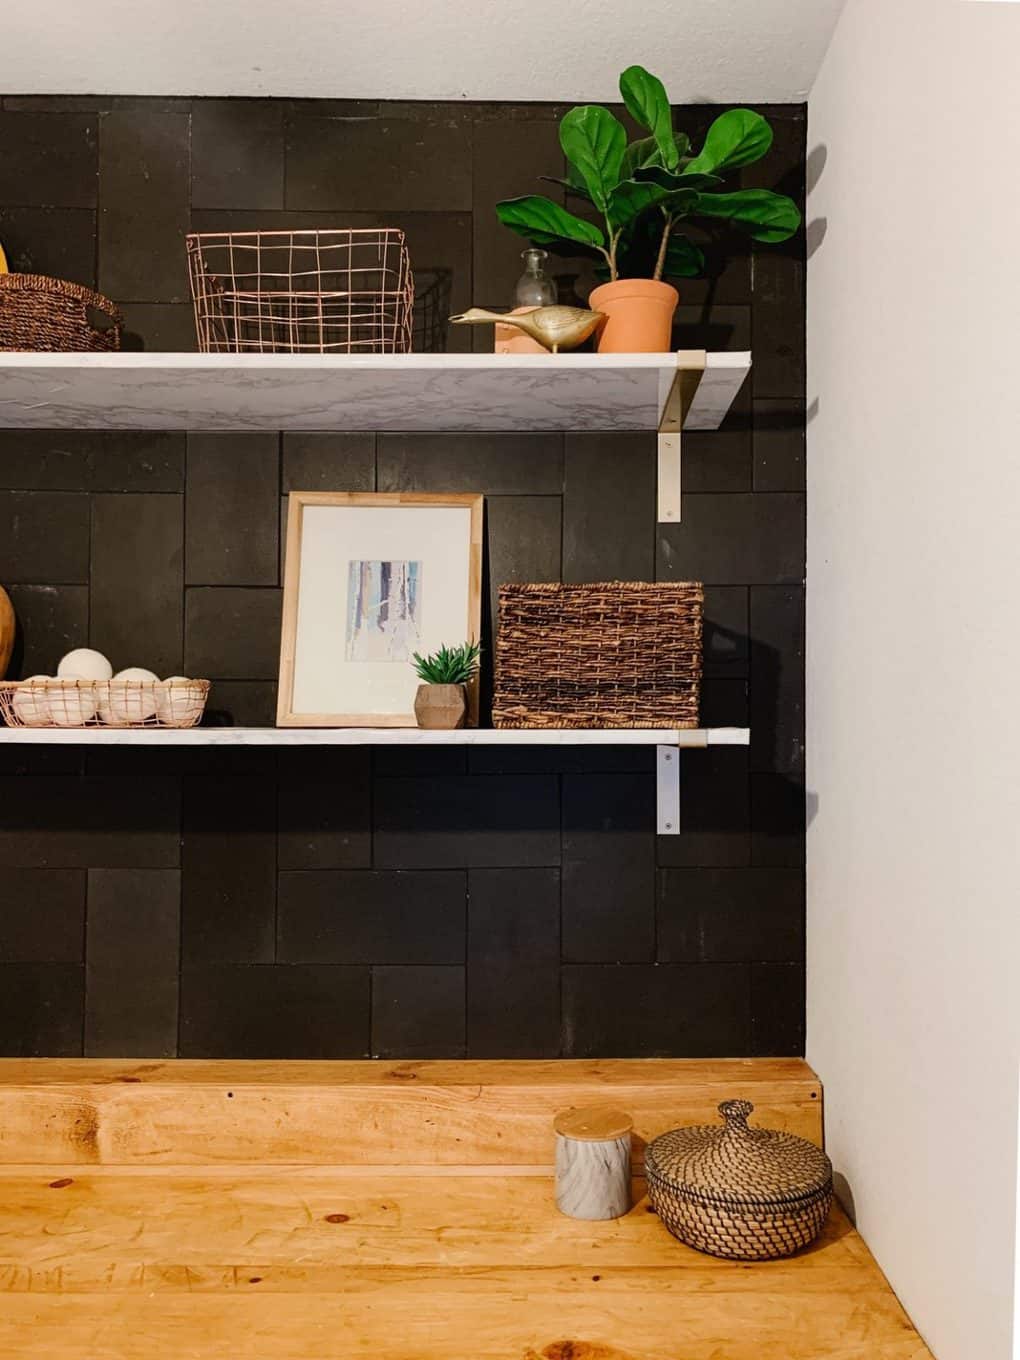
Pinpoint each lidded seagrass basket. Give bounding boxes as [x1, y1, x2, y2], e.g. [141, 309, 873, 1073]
[645, 1099, 833, 1260]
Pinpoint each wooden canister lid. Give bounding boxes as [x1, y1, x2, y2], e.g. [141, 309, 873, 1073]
[553, 1106, 633, 1141]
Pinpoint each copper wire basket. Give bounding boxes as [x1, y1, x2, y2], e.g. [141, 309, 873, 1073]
[0, 274, 123, 352]
[186, 229, 414, 353]
[0, 679, 210, 729]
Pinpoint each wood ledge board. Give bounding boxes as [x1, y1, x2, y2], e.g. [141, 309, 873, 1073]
[0, 1059, 822, 1168]
[0, 1057, 818, 1087]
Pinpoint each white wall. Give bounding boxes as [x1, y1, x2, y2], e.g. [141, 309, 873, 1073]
[807, 2, 1020, 1357]
[0, 0, 844, 102]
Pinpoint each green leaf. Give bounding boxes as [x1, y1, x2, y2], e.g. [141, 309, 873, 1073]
[686, 108, 774, 175]
[621, 136, 659, 180]
[633, 165, 724, 193]
[663, 233, 706, 278]
[621, 131, 691, 180]
[538, 174, 594, 204]
[558, 105, 627, 213]
[694, 189, 801, 242]
[564, 159, 593, 195]
[619, 66, 677, 170]
[607, 179, 666, 229]
[495, 195, 606, 252]
[608, 179, 700, 232]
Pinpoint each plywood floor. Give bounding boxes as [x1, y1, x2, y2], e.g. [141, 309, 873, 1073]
[0, 1059, 931, 1359]
[0, 1166, 931, 1360]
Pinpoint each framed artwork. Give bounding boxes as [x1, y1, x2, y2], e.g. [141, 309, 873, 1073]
[277, 492, 483, 727]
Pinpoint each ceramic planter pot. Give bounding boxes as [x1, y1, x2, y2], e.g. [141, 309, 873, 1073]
[0, 587, 14, 679]
[414, 683, 467, 730]
[494, 305, 546, 355]
[589, 279, 679, 353]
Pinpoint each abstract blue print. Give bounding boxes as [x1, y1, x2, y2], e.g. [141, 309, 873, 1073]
[345, 560, 423, 662]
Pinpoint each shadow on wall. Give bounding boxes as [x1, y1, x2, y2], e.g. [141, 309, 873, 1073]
[806, 144, 828, 260]
[803, 147, 827, 825]
[412, 268, 453, 353]
[833, 1172, 857, 1225]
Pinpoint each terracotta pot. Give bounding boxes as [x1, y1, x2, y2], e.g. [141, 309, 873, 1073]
[0, 587, 14, 679]
[494, 305, 546, 355]
[414, 683, 467, 730]
[589, 278, 679, 353]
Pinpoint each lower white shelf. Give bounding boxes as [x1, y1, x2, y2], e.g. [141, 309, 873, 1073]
[0, 725, 749, 747]
[0, 724, 749, 837]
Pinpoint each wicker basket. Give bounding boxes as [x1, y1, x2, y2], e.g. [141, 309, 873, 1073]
[493, 582, 703, 729]
[0, 274, 123, 351]
[0, 679, 210, 730]
[186, 228, 414, 353]
[645, 1100, 833, 1260]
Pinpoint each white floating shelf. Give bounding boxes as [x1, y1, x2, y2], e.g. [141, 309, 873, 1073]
[0, 350, 749, 435]
[0, 726, 749, 748]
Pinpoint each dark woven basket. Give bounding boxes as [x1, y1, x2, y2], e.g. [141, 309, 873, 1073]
[645, 1100, 833, 1260]
[493, 581, 703, 729]
[0, 274, 123, 351]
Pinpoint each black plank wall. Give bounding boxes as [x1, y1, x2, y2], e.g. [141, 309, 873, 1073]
[0, 95, 806, 1059]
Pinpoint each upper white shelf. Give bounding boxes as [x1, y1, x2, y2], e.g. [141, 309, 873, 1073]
[0, 726, 749, 748]
[0, 351, 750, 433]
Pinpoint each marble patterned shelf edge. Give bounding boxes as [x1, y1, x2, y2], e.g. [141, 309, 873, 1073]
[686, 353, 752, 431]
[0, 351, 750, 433]
[0, 726, 750, 747]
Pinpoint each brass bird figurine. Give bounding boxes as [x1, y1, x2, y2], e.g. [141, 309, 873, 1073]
[449, 305, 604, 354]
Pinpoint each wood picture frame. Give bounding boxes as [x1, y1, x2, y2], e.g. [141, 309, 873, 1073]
[277, 491, 483, 728]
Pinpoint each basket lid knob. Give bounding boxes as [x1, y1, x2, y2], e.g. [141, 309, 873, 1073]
[718, 1098, 755, 1132]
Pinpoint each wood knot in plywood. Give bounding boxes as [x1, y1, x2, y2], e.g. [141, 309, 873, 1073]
[537, 1344, 643, 1360]
[70, 1102, 100, 1161]
[386, 1065, 419, 1081]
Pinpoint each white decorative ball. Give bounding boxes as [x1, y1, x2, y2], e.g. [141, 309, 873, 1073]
[11, 677, 53, 727]
[155, 676, 203, 725]
[99, 667, 161, 725]
[57, 648, 113, 682]
[46, 680, 98, 727]
[114, 667, 160, 683]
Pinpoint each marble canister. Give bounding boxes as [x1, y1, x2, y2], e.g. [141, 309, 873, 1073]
[554, 1106, 633, 1220]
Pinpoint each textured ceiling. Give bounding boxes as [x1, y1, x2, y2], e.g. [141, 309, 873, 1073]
[2, 0, 845, 102]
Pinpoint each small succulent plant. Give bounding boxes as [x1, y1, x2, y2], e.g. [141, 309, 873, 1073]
[412, 642, 481, 686]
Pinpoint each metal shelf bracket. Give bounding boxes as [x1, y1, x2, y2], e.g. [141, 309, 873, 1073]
[657, 349, 707, 525]
[656, 744, 681, 835]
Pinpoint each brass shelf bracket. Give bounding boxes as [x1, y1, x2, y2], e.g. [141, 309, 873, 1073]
[657, 349, 707, 525]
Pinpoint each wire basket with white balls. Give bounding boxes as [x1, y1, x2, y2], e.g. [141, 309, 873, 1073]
[0, 649, 210, 729]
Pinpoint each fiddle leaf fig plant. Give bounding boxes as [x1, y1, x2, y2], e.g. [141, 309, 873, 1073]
[496, 65, 801, 283]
